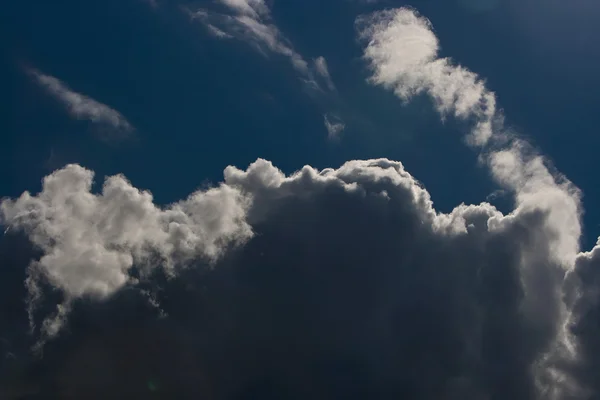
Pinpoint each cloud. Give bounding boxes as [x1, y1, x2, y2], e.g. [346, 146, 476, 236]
[563, 241, 600, 398]
[185, 1, 310, 75]
[0, 164, 252, 338]
[356, 8, 582, 267]
[314, 56, 336, 91]
[185, 1, 344, 135]
[219, 0, 269, 18]
[0, 157, 584, 398]
[356, 7, 589, 397]
[357, 8, 496, 146]
[185, 2, 339, 94]
[2, 5, 600, 399]
[27, 68, 134, 136]
[323, 113, 345, 139]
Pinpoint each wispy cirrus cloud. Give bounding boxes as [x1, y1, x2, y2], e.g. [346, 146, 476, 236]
[314, 56, 336, 92]
[185, 0, 310, 75]
[184, 0, 343, 139]
[27, 68, 134, 136]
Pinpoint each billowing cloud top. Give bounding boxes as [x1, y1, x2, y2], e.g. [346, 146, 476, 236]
[2, 5, 600, 400]
[1, 165, 252, 300]
[0, 155, 588, 398]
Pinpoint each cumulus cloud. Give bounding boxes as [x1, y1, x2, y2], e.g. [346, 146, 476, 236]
[27, 68, 134, 137]
[2, 5, 600, 400]
[563, 241, 600, 398]
[356, 7, 591, 397]
[0, 157, 583, 398]
[0, 164, 252, 338]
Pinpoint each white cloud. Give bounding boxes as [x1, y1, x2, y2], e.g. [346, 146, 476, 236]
[314, 56, 336, 91]
[219, 0, 269, 18]
[186, 2, 310, 76]
[356, 7, 588, 397]
[357, 7, 581, 266]
[357, 8, 496, 146]
[27, 68, 134, 135]
[0, 164, 252, 337]
[2, 157, 583, 397]
[185, 1, 340, 92]
[323, 113, 345, 139]
[186, 10, 233, 39]
[185, 1, 344, 134]
[3, 6, 600, 398]
[5, 156, 580, 396]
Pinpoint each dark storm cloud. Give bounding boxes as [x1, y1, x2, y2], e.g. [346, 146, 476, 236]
[0, 158, 583, 399]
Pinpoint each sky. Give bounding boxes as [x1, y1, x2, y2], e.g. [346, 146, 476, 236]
[1, 0, 600, 398]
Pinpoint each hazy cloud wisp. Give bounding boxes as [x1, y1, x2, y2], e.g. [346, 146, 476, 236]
[186, 0, 310, 75]
[314, 56, 336, 91]
[28, 68, 134, 135]
[323, 113, 345, 139]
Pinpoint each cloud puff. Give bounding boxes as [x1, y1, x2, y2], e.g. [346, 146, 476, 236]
[0, 164, 252, 338]
[357, 8, 496, 146]
[27, 68, 134, 136]
[0, 157, 583, 398]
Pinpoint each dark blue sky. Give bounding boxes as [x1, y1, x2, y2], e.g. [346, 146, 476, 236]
[2, 0, 599, 247]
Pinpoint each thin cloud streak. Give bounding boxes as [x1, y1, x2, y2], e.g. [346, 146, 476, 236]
[185, 1, 343, 138]
[27, 68, 133, 134]
[314, 56, 336, 91]
[185, 1, 310, 76]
